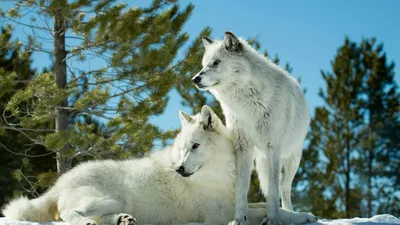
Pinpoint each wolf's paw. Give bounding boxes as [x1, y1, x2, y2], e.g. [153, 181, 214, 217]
[228, 218, 249, 225]
[117, 213, 137, 225]
[297, 213, 318, 224]
[260, 216, 282, 225]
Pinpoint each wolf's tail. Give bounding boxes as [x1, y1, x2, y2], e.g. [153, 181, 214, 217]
[2, 188, 59, 222]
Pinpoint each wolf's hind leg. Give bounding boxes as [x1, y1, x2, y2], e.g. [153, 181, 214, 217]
[59, 193, 125, 225]
[102, 213, 137, 225]
[73, 199, 136, 225]
[60, 209, 97, 225]
[280, 152, 301, 212]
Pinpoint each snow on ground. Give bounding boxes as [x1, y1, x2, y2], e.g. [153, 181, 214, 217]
[0, 215, 399, 225]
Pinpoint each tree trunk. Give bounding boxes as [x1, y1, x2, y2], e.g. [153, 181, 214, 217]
[53, 6, 70, 174]
[345, 131, 351, 218]
[367, 125, 373, 217]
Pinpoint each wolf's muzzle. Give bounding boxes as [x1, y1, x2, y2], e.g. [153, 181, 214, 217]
[175, 166, 193, 177]
[192, 75, 202, 85]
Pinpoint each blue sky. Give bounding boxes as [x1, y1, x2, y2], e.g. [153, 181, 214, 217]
[2, 0, 399, 132]
[150, 0, 400, 130]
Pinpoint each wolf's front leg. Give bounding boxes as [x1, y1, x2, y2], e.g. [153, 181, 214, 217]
[248, 208, 317, 225]
[259, 145, 281, 225]
[228, 129, 254, 225]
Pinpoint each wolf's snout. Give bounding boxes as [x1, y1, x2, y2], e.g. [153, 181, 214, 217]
[175, 166, 193, 177]
[192, 75, 202, 84]
[175, 166, 185, 174]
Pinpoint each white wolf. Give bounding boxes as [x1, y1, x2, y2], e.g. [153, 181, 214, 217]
[2, 106, 315, 225]
[192, 32, 313, 225]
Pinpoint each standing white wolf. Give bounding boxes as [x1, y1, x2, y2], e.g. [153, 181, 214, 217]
[192, 32, 313, 225]
[2, 106, 315, 225]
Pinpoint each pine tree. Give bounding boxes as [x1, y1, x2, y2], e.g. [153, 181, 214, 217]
[0, 0, 200, 175]
[296, 37, 366, 218]
[356, 38, 400, 216]
[0, 25, 56, 210]
[295, 37, 400, 218]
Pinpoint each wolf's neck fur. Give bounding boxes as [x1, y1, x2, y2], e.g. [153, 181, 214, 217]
[151, 146, 236, 195]
[240, 37, 292, 81]
[210, 39, 296, 115]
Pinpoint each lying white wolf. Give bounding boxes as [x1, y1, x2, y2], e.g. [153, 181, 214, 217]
[192, 32, 312, 225]
[2, 106, 315, 225]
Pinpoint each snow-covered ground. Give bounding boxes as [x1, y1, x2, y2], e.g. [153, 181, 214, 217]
[0, 215, 399, 225]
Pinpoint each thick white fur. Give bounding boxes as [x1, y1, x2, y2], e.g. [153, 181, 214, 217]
[193, 32, 313, 225]
[2, 106, 315, 225]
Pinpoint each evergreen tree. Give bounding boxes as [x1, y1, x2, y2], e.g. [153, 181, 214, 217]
[0, 25, 56, 210]
[296, 37, 366, 218]
[0, 0, 201, 175]
[295, 37, 400, 218]
[356, 38, 400, 216]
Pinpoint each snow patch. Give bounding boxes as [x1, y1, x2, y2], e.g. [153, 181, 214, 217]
[312, 214, 400, 225]
[0, 215, 399, 225]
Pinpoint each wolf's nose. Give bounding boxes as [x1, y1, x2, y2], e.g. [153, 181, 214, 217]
[175, 166, 185, 174]
[192, 76, 202, 84]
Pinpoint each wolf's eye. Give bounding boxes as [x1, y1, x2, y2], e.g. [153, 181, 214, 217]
[192, 143, 200, 150]
[212, 59, 221, 67]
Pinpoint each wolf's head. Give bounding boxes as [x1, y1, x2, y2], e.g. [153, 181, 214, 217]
[192, 31, 254, 90]
[170, 105, 233, 179]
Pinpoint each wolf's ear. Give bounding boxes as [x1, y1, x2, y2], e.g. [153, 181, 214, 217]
[179, 110, 192, 126]
[223, 31, 241, 53]
[202, 36, 214, 49]
[201, 105, 218, 130]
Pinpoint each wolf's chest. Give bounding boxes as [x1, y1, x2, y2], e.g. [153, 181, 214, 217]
[216, 87, 269, 117]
